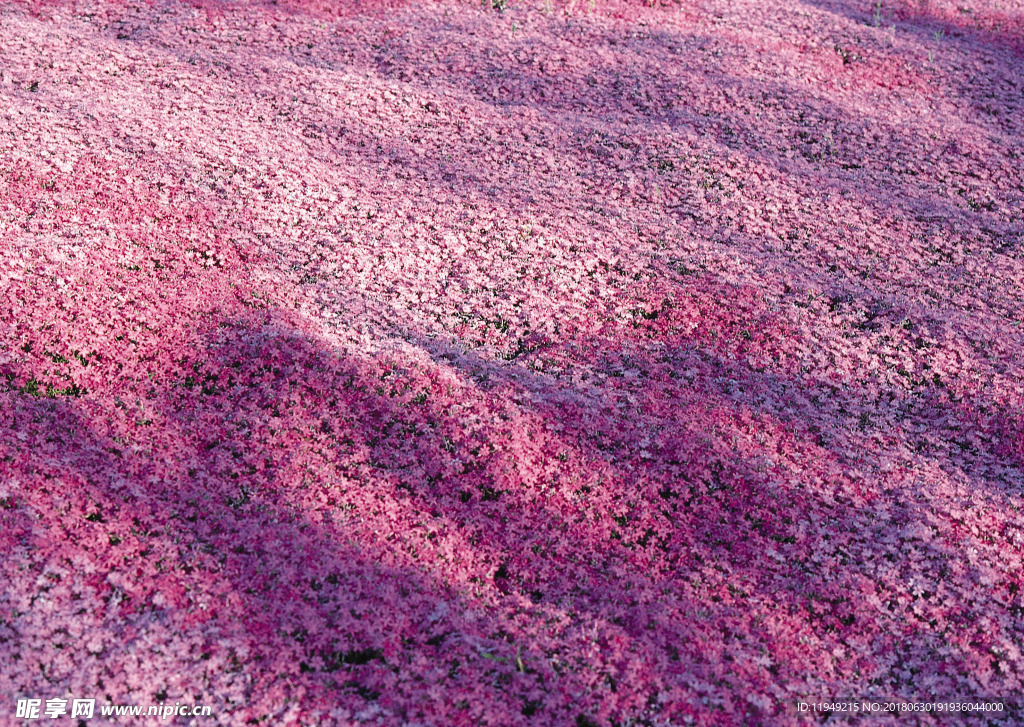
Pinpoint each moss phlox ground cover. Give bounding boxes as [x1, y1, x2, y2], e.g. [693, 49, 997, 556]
[2, 0, 1023, 723]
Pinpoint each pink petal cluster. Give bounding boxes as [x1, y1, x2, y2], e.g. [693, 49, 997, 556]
[2, 0, 1022, 723]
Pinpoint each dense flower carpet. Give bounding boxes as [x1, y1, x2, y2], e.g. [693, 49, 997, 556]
[2, 0, 1023, 722]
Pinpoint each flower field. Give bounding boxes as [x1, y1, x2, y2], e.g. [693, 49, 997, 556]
[1, 0, 1022, 723]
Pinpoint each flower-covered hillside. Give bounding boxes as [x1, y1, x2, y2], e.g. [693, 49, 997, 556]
[1, 0, 1023, 724]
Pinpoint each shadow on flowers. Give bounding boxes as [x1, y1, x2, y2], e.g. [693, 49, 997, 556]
[399, 270, 1024, 714]
[799, 0, 1024, 58]
[1, 303, 723, 724]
